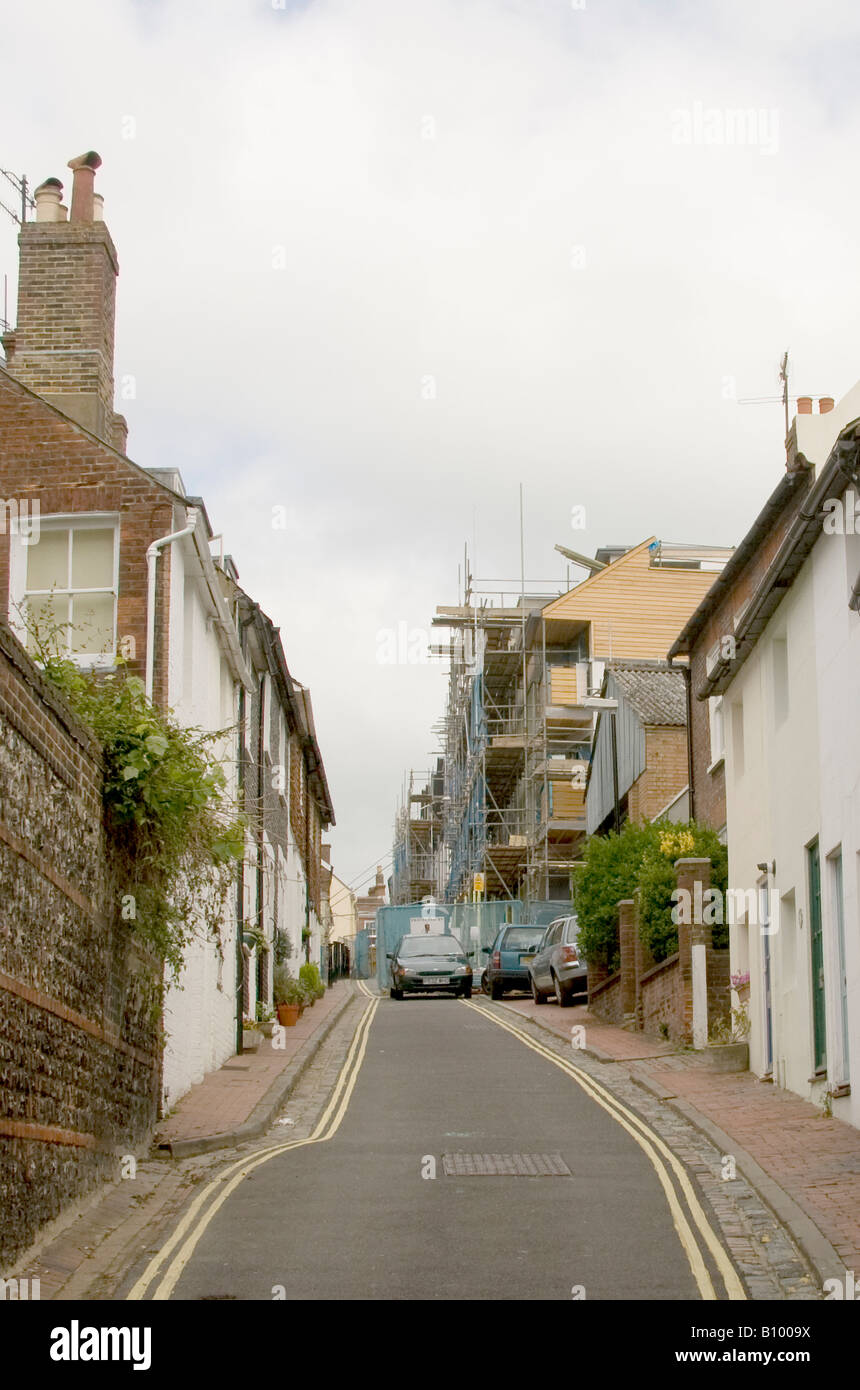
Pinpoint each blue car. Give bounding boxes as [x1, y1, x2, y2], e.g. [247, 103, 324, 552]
[482, 924, 547, 1000]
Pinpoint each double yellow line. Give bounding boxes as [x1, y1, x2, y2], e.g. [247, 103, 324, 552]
[463, 998, 746, 1302]
[128, 994, 379, 1301]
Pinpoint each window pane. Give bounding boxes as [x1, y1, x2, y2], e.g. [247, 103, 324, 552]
[71, 593, 115, 655]
[72, 528, 115, 589]
[26, 528, 69, 591]
[25, 593, 71, 653]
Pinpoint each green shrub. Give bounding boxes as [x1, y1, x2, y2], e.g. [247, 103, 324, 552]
[299, 961, 325, 999]
[572, 819, 729, 969]
[273, 967, 303, 1006]
[571, 822, 661, 970]
[638, 824, 728, 960]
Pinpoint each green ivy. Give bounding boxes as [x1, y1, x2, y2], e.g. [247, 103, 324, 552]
[29, 622, 244, 980]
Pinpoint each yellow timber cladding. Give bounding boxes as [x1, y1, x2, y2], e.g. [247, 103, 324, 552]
[431, 538, 730, 904]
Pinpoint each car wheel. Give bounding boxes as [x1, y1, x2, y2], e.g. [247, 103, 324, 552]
[553, 974, 572, 1008]
[530, 976, 546, 1005]
[481, 973, 490, 995]
[490, 981, 504, 1001]
[390, 987, 402, 1000]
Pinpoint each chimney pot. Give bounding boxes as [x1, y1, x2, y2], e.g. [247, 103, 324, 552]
[33, 178, 64, 223]
[796, 396, 813, 415]
[67, 150, 102, 223]
[819, 396, 835, 414]
[92, 193, 105, 221]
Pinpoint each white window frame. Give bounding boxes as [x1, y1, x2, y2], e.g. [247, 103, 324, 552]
[11, 513, 120, 667]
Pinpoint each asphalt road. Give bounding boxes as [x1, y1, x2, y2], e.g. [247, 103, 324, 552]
[166, 995, 715, 1300]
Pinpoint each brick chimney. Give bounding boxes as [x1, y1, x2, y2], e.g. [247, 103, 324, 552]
[1, 151, 128, 452]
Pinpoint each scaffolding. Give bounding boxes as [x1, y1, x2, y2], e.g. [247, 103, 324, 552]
[429, 554, 597, 906]
[408, 539, 734, 908]
[391, 762, 447, 906]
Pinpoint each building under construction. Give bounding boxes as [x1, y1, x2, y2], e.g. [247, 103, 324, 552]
[418, 538, 732, 906]
[390, 762, 446, 906]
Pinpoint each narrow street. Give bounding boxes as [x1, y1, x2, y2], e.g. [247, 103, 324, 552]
[118, 991, 798, 1303]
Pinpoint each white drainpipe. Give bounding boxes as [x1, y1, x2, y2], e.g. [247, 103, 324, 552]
[145, 507, 198, 703]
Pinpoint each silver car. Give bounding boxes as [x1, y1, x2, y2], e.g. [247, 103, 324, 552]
[528, 915, 587, 1007]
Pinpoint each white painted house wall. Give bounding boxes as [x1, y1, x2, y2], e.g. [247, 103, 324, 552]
[724, 562, 821, 1096]
[161, 531, 239, 1109]
[726, 385, 860, 1125]
[811, 495, 860, 1128]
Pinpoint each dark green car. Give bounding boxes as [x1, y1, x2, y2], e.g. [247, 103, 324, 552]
[387, 933, 473, 999]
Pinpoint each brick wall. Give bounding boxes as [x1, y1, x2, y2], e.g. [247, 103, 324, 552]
[639, 954, 683, 1039]
[0, 368, 176, 707]
[1, 220, 126, 449]
[0, 623, 160, 1268]
[587, 863, 731, 1044]
[588, 971, 623, 1023]
[628, 725, 688, 822]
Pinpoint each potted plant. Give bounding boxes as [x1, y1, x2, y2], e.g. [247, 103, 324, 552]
[273, 966, 303, 1027]
[242, 1017, 263, 1051]
[255, 1003, 276, 1038]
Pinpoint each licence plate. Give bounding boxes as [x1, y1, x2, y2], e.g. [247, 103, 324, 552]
[520, 956, 535, 966]
[427, 976, 450, 985]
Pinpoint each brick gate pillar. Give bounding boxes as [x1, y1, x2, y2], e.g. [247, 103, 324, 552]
[618, 899, 636, 1026]
[675, 857, 713, 1048]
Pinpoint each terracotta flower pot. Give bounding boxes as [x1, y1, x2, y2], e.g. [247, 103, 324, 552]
[277, 1003, 300, 1027]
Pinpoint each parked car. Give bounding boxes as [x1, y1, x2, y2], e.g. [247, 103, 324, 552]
[528, 914, 586, 1007]
[387, 933, 473, 1000]
[482, 924, 547, 1000]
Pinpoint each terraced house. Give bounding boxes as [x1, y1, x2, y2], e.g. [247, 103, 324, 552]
[0, 151, 334, 1119]
[672, 386, 860, 1129]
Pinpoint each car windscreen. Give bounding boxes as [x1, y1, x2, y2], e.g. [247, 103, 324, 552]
[502, 927, 546, 950]
[398, 935, 464, 957]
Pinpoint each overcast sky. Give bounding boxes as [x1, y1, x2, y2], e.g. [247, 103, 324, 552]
[3, 0, 859, 897]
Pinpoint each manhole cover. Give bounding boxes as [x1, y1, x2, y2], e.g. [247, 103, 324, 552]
[442, 1152, 571, 1177]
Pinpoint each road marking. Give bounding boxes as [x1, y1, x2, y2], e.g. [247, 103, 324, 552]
[127, 995, 378, 1301]
[463, 999, 746, 1302]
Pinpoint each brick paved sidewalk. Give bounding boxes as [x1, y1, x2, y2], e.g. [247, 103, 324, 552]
[501, 993, 860, 1276]
[155, 980, 353, 1147]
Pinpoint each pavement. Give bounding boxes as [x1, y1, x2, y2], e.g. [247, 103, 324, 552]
[155, 979, 355, 1155]
[499, 992, 860, 1284]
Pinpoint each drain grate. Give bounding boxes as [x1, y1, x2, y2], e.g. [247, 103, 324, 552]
[442, 1152, 571, 1177]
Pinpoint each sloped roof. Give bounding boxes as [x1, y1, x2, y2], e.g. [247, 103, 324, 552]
[607, 662, 686, 726]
